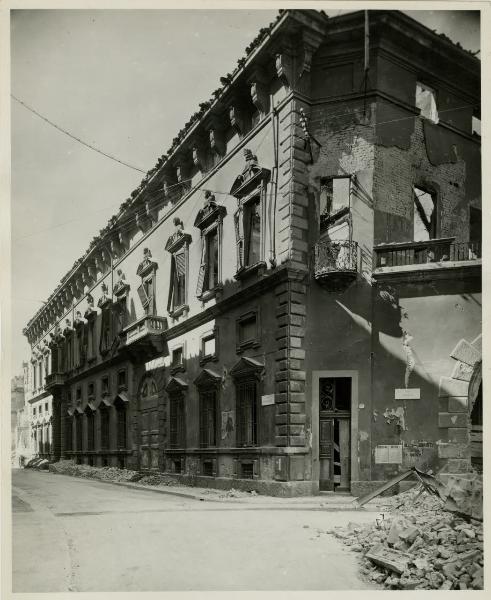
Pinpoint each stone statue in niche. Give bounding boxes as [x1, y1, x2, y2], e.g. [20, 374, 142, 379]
[84, 293, 96, 319]
[174, 217, 184, 234]
[113, 269, 128, 296]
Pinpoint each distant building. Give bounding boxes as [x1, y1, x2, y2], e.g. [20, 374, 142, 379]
[11, 368, 30, 466]
[22, 10, 481, 494]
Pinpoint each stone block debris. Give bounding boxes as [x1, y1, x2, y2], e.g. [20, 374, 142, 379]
[327, 484, 483, 590]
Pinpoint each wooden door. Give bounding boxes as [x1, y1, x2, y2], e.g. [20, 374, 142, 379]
[319, 417, 334, 491]
[139, 378, 160, 471]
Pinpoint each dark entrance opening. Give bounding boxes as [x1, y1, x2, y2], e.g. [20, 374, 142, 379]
[319, 377, 351, 492]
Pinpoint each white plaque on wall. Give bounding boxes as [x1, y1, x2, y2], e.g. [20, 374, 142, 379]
[395, 388, 420, 400]
[261, 394, 275, 406]
[375, 445, 403, 464]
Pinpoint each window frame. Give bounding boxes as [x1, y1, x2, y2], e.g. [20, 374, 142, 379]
[236, 309, 260, 353]
[200, 328, 218, 365]
[235, 376, 259, 448]
[166, 230, 192, 319]
[169, 392, 186, 449]
[199, 387, 218, 449]
[117, 368, 128, 392]
[170, 344, 186, 375]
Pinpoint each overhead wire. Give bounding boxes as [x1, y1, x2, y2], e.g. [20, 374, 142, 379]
[11, 94, 147, 174]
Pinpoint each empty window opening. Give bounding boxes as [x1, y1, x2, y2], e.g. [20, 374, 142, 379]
[241, 462, 254, 479]
[413, 187, 437, 241]
[416, 82, 438, 123]
[173, 459, 182, 474]
[202, 461, 214, 477]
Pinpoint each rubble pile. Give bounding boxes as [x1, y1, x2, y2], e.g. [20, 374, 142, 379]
[329, 486, 484, 590]
[137, 473, 180, 487]
[49, 460, 143, 483]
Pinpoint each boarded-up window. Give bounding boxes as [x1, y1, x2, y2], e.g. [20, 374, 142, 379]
[416, 82, 438, 123]
[413, 186, 437, 241]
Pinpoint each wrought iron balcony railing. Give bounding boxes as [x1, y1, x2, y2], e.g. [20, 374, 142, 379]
[374, 238, 481, 269]
[314, 239, 358, 280]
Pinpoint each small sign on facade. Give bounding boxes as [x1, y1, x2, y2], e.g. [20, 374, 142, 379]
[375, 444, 403, 464]
[145, 356, 165, 371]
[395, 388, 420, 400]
[261, 394, 275, 406]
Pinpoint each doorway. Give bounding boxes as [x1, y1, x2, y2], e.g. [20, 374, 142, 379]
[318, 377, 352, 492]
[139, 376, 160, 471]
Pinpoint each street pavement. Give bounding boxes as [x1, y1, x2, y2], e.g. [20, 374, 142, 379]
[11, 469, 379, 592]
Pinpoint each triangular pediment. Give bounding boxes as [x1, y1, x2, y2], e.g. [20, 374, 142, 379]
[165, 376, 188, 393]
[194, 368, 222, 388]
[230, 356, 264, 379]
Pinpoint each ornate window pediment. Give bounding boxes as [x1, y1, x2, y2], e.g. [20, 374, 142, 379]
[165, 376, 188, 394]
[194, 192, 226, 300]
[230, 356, 264, 380]
[194, 368, 222, 389]
[230, 150, 270, 277]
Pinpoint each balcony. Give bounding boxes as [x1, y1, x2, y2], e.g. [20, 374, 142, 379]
[45, 372, 65, 390]
[314, 239, 358, 289]
[121, 315, 168, 361]
[374, 239, 481, 269]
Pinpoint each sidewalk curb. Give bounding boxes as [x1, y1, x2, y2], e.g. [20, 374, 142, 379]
[46, 470, 367, 509]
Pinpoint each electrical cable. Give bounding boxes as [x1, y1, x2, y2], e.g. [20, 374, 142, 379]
[12, 94, 147, 174]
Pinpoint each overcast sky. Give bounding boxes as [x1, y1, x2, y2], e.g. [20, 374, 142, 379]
[10, 8, 480, 372]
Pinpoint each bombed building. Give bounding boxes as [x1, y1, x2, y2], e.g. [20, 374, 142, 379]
[22, 9, 481, 496]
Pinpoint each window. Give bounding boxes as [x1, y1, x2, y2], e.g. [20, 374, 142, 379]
[413, 186, 437, 241]
[86, 408, 95, 451]
[137, 275, 156, 316]
[33, 364, 37, 390]
[33, 406, 36, 416]
[88, 382, 95, 400]
[244, 197, 261, 266]
[100, 405, 110, 450]
[39, 404, 43, 414]
[197, 228, 219, 297]
[75, 413, 83, 451]
[117, 369, 127, 391]
[416, 82, 438, 123]
[76, 387, 82, 403]
[200, 330, 218, 364]
[39, 361, 43, 387]
[65, 416, 73, 451]
[171, 346, 184, 374]
[115, 398, 127, 449]
[319, 177, 351, 231]
[45, 402, 48, 412]
[169, 394, 185, 449]
[114, 296, 128, 331]
[199, 389, 217, 448]
[236, 311, 260, 352]
[236, 378, 258, 447]
[101, 376, 110, 397]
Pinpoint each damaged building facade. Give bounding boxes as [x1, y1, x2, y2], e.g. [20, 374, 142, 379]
[22, 10, 481, 495]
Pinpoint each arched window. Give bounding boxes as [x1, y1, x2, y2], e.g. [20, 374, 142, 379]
[139, 376, 159, 470]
